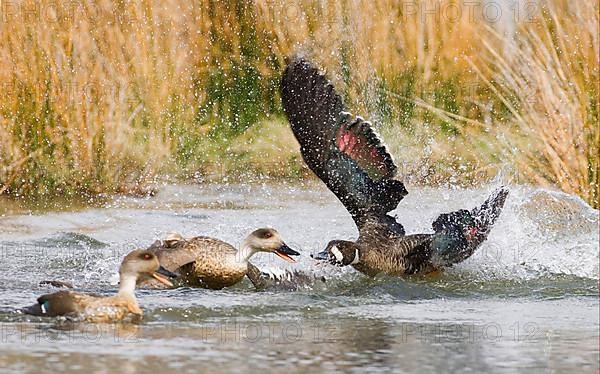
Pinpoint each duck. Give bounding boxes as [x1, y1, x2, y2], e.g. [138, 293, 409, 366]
[140, 228, 300, 290]
[22, 249, 177, 322]
[280, 56, 509, 276]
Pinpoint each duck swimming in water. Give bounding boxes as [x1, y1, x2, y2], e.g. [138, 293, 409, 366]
[280, 56, 508, 276]
[22, 250, 176, 322]
[141, 228, 300, 290]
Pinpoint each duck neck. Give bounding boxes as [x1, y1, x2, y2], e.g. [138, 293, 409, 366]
[235, 241, 257, 264]
[118, 272, 137, 298]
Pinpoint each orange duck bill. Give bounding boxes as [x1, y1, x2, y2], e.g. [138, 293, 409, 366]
[274, 243, 300, 263]
[151, 265, 179, 287]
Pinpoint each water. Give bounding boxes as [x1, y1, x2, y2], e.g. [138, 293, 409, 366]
[0, 183, 598, 373]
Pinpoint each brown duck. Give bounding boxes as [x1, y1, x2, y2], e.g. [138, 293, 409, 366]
[141, 228, 300, 290]
[281, 56, 508, 276]
[22, 250, 177, 322]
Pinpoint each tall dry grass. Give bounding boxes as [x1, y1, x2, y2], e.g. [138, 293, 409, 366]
[0, 0, 203, 195]
[473, 0, 599, 207]
[0, 0, 597, 207]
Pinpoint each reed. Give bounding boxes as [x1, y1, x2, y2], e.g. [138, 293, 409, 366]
[473, 0, 599, 207]
[0, 0, 597, 207]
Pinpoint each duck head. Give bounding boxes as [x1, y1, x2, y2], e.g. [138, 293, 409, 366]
[313, 240, 360, 266]
[244, 228, 300, 263]
[120, 249, 178, 287]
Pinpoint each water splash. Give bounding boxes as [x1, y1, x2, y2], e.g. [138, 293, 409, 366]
[0, 184, 597, 294]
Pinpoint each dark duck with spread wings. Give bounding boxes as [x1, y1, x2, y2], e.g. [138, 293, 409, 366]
[281, 57, 508, 276]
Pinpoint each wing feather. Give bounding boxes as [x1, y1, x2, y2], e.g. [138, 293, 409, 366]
[281, 56, 407, 226]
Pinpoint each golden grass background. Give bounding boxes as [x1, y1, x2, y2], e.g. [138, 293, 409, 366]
[0, 0, 597, 207]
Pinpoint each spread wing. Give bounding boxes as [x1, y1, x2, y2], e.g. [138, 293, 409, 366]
[281, 56, 407, 228]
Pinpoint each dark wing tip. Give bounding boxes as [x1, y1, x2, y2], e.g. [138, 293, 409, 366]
[472, 186, 509, 227]
[284, 54, 312, 72]
[281, 55, 346, 164]
[281, 55, 329, 110]
[281, 55, 309, 86]
[432, 186, 509, 235]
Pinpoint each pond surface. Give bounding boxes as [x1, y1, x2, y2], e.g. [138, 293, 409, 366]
[0, 183, 598, 373]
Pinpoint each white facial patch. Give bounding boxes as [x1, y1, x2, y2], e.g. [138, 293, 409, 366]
[330, 246, 344, 263]
[350, 248, 360, 265]
[41, 304, 46, 314]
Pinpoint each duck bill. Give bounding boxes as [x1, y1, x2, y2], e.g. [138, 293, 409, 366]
[312, 249, 329, 261]
[274, 243, 300, 263]
[151, 265, 178, 287]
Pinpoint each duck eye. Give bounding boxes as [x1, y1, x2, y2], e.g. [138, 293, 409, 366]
[262, 232, 273, 239]
[143, 253, 152, 260]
